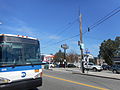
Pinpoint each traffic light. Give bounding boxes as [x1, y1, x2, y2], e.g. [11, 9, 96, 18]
[88, 27, 90, 32]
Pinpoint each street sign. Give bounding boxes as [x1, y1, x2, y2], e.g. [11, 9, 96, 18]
[85, 48, 90, 54]
[80, 43, 84, 50]
[61, 44, 69, 49]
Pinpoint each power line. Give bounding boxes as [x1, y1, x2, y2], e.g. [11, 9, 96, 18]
[82, 6, 120, 35]
[45, 18, 78, 44]
[56, 18, 78, 35]
[42, 7, 120, 49]
[42, 33, 104, 50]
[89, 7, 120, 28]
[84, 36, 104, 41]
[90, 9, 120, 29]
[42, 34, 80, 49]
[56, 34, 79, 44]
[89, 7, 120, 29]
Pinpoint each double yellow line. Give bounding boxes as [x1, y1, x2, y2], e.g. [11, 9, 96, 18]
[43, 74, 109, 90]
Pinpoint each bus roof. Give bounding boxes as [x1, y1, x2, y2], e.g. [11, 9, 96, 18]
[0, 34, 38, 40]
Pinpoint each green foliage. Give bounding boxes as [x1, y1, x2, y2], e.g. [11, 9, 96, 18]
[54, 50, 64, 62]
[98, 39, 118, 65]
[114, 37, 120, 57]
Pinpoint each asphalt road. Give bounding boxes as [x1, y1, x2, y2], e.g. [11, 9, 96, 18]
[38, 70, 120, 90]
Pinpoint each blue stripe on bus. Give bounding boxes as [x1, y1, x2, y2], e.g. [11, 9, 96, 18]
[0, 65, 42, 72]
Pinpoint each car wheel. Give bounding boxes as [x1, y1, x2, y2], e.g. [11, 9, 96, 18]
[93, 68, 97, 72]
[98, 70, 102, 72]
[86, 69, 89, 71]
[113, 70, 117, 74]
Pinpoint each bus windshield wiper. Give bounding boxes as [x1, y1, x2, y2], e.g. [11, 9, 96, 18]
[12, 60, 17, 68]
[27, 60, 34, 67]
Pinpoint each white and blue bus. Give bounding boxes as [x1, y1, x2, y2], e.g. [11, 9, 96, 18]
[0, 34, 42, 90]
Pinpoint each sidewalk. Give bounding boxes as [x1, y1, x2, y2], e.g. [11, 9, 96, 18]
[51, 68, 120, 80]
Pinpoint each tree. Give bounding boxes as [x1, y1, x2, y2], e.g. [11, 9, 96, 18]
[114, 37, 120, 57]
[66, 50, 79, 63]
[54, 50, 64, 63]
[98, 39, 118, 65]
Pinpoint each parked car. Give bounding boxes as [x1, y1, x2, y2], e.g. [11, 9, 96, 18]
[53, 63, 59, 68]
[111, 65, 120, 74]
[44, 62, 55, 68]
[66, 64, 76, 68]
[84, 63, 103, 72]
[59, 64, 65, 68]
[49, 63, 55, 68]
[102, 65, 111, 70]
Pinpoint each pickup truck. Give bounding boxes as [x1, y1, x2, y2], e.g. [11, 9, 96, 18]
[84, 63, 103, 72]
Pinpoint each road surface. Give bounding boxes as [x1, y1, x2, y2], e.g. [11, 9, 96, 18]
[38, 70, 120, 90]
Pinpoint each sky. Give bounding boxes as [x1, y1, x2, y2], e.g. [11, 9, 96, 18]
[0, 0, 120, 56]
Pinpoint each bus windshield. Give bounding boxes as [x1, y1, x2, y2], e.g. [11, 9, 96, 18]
[0, 42, 41, 66]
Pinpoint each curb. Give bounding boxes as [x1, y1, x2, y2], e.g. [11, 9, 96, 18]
[72, 71, 120, 81]
[66, 70, 73, 71]
[44, 69, 53, 71]
[49, 68, 120, 80]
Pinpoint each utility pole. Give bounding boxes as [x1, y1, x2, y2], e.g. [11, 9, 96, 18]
[79, 14, 84, 73]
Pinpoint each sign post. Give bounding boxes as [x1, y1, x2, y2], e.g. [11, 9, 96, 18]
[61, 44, 69, 68]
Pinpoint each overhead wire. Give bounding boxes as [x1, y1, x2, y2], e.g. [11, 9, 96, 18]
[42, 34, 80, 49]
[81, 6, 120, 36]
[89, 6, 120, 29]
[55, 18, 78, 35]
[89, 7, 120, 28]
[44, 18, 78, 44]
[42, 6, 120, 49]
[90, 9, 120, 29]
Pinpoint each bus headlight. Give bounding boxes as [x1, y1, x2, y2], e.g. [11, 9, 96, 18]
[34, 73, 40, 78]
[0, 77, 10, 84]
[34, 72, 42, 78]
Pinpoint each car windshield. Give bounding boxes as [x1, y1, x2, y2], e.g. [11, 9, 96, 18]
[88, 63, 94, 65]
[116, 65, 120, 68]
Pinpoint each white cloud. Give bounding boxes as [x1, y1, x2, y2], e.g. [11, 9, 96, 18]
[70, 41, 77, 44]
[48, 35, 61, 40]
[1, 17, 61, 42]
[1, 17, 42, 39]
[12, 17, 27, 26]
[86, 44, 100, 57]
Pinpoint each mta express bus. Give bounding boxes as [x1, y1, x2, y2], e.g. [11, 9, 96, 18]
[0, 34, 42, 90]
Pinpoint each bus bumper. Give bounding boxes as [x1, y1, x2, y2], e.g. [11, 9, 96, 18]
[0, 77, 42, 90]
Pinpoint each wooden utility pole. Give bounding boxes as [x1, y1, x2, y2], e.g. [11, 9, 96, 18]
[79, 14, 84, 73]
